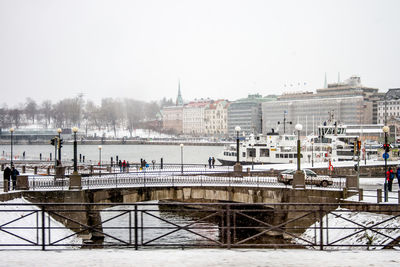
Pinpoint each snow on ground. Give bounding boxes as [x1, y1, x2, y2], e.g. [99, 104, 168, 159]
[296, 208, 400, 250]
[0, 198, 81, 249]
[0, 248, 398, 267]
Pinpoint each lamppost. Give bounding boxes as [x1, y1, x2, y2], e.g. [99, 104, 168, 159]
[72, 127, 78, 174]
[98, 145, 102, 176]
[311, 140, 314, 167]
[57, 128, 62, 162]
[9, 128, 14, 167]
[295, 124, 303, 171]
[383, 125, 389, 202]
[235, 126, 241, 164]
[180, 143, 184, 174]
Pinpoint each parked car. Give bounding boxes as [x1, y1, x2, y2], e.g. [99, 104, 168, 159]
[278, 169, 333, 187]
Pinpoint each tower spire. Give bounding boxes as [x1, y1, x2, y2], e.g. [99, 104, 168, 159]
[176, 79, 183, 106]
[324, 72, 327, 88]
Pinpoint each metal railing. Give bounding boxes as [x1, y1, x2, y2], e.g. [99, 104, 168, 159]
[15, 171, 347, 191]
[0, 202, 399, 250]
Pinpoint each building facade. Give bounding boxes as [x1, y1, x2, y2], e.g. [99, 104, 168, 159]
[262, 76, 381, 135]
[161, 106, 183, 134]
[182, 100, 211, 136]
[227, 94, 277, 137]
[204, 100, 229, 137]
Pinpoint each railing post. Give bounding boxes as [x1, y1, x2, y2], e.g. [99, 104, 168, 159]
[319, 206, 324, 251]
[134, 205, 138, 250]
[41, 205, 46, 251]
[377, 189, 382, 203]
[226, 204, 231, 249]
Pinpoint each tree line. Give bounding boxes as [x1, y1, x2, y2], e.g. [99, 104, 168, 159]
[0, 96, 175, 137]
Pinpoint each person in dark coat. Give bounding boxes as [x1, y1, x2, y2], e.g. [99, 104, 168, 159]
[386, 167, 394, 192]
[208, 157, 212, 169]
[396, 165, 400, 186]
[11, 166, 19, 190]
[212, 157, 215, 168]
[3, 165, 11, 190]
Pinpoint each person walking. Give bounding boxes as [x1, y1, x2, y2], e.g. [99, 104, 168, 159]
[212, 157, 215, 168]
[122, 160, 126, 172]
[11, 166, 19, 190]
[386, 167, 394, 192]
[396, 165, 400, 188]
[118, 160, 122, 172]
[208, 157, 212, 169]
[3, 165, 11, 191]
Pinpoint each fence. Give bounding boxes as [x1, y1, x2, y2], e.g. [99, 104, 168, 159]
[0, 202, 399, 250]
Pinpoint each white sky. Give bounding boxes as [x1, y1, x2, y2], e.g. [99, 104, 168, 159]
[1, 0, 399, 106]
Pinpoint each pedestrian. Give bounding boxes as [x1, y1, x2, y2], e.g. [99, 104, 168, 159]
[208, 157, 212, 169]
[3, 165, 11, 191]
[118, 160, 122, 172]
[386, 167, 394, 192]
[212, 157, 215, 168]
[122, 160, 126, 172]
[126, 161, 130, 172]
[23, 151, 25, 159]
[11, 166, 19, 190]
[397, 165, 400, 186]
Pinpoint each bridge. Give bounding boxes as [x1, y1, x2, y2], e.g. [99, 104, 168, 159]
[1, 166, 399, 250]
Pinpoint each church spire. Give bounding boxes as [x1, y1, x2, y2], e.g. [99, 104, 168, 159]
[176, 79, 183, 106]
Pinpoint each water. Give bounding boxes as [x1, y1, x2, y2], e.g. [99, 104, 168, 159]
[0, 144, 223, 164]
[101, 202, 219, 247]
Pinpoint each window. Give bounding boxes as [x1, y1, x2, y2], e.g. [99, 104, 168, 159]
[260, 148, 269, 157]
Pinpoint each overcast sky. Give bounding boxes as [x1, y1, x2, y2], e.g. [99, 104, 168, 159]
[1, 0, 399, 106]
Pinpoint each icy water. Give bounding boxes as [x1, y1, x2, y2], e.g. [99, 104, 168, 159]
[0, 144, 223, 164]
[100, 202, 220, 247]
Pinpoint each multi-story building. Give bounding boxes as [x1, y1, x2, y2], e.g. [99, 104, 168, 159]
[262, 76, 382, 135]
[204, 100, 229, 137]
[227, 94, 277, 137]
[182, 99, 211, 136]
[161, 106, 183, 134]
[377, 88, 400, 125]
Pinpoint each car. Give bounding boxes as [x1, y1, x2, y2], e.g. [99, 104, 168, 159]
[278, 169, 333, 187]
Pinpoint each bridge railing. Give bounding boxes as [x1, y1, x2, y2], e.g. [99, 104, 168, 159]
[17, 171, 346, 191]
[0, 202, 399, 250]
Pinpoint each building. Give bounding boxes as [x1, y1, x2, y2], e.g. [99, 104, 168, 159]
[377, 88, 400, 139]
[262, 76, 382, 135]
[161, 106, 183, 134]
[204, 100, 230, 137]
[182, 99, 211, 136]
[227, 94, 277, 137]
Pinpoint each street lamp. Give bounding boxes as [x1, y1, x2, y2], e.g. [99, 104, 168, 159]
[235, 126, 241, 164]
[72, 127, 78, 174]
[98, 145, 102, 176]
[9, 128, 14, 166]
[180, 143, 184, 174]
[383, 125, 389, 202]
[295, 124, 303, 171]
[57, 128, 62, 162]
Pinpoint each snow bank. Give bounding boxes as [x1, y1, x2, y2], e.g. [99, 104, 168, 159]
[0, 198, 81, 249]
[296, 208, 400, 250]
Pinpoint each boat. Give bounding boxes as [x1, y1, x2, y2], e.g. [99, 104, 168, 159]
[217, 112, 378, 166]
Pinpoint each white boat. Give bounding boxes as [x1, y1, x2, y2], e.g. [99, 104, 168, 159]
[217, 114, 377, 166]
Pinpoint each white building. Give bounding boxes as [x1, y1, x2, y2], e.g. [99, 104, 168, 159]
[183, 100, 211, 136]
[204, 100, 229, 137]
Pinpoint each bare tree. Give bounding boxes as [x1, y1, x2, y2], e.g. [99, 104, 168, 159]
[24, 98, 38, 124]
[41, 100, 52, 128]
